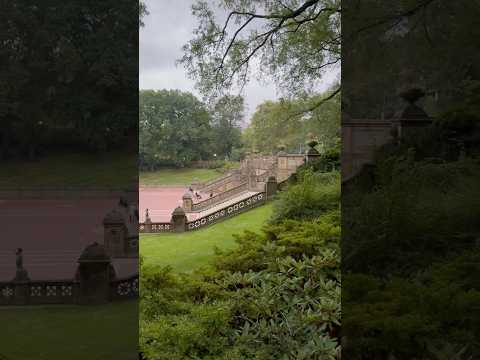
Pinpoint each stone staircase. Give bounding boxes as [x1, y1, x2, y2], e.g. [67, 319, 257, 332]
[187, 190, 260, 221]
[140, 149, 320, 233]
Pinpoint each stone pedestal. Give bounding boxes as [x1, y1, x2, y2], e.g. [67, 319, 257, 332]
[182, 192, 193, 212]
[171, 207, 187, 233]
[265, 176, 278, 199]
[103, 209, 127, 257]
[76, 242, 114, 305]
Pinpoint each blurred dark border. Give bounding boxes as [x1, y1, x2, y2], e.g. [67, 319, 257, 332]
[342, 1, 480, 359]
[0, 1, 139, 359]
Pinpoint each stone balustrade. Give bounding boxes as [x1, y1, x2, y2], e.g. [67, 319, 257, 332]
[187, 192, 266, 231]
[191, 182, 248, 211]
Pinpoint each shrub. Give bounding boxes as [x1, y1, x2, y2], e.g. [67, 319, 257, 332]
[271, 169, 340, 223]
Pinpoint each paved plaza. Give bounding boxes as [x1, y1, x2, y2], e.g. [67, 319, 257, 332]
[0, 198, 137, 281]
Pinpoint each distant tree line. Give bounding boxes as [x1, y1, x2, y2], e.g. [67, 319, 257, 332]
[0, 1, 138, 160]
[139, 90, 243, 170]
[243, 87, 340, 155]
[139, 87, 340, 170]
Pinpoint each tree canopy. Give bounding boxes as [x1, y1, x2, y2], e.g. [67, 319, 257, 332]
[139, 90, 213, 169]
[243, 87, 340, 154]
[179, 0, 341, 102]
[0, 1, 138, 159]
[210, 95, 244, 159]
[342, 0, 480, 118]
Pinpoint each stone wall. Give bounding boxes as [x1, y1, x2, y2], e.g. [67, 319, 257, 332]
[341, 119, 393, 181]
[342, 115, 432, 181]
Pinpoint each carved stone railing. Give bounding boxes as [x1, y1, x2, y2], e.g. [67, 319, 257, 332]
[139, 222, 172, 233]
[0, 274, 139, 306]
[186, 192, 266, 231]
[110, 274, 139, 301]
[191, 182, 248, 211]
[0, 280, 77, 305]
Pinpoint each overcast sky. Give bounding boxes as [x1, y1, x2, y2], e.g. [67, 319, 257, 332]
[139, 0, 338, 122]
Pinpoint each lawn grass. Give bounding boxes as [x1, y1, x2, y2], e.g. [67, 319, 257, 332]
[0, 301, 138, 360]
[140, 168, 223, 186]
[0, 152, 137, 189]
[140, 204, 273, 272]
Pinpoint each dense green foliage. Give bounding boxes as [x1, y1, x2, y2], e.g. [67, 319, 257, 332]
[243, 90, 340, 154]
[0, 1, 138, 160]
[180, 0, 340, 99]
[343, 0, 480, 118]
[210, 95, 244, 160]
[139, 90, 212, 169]
[140, 168, 341, 359]
[342, 98, 480, 358]
[139, 90, 245, 169]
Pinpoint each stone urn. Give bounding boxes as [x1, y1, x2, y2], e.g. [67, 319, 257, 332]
[392, 87, 432, 139]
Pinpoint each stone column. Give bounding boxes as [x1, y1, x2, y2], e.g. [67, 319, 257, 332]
[265, 176, 278, 199]
[171, 207, 187, 233]
[103, 209, 127, 257]
[144, 208, 152, 233]
[76, 242, 114, 305]
[182, 192, 193, 212]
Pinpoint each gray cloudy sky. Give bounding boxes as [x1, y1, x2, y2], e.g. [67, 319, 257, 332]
[139, 0, 338, 122]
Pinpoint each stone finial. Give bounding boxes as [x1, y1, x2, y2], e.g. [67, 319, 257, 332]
[306, 139, 320, 155]
[398, 88, 429, 120]
[145, 208, 151, 223]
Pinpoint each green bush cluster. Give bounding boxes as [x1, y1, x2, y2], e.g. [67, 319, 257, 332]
[343, 102, 480, 358]
[140, 169, 341, 359]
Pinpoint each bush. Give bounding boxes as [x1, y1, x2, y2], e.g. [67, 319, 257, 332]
[140, 163, 341, 359]
[271, 169, 340, 223]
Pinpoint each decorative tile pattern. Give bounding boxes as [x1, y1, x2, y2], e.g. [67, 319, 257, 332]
[61, 285, 73, 296]
[117, 282, 131, 296]
[46, 285, 57, 296]
[31, 285, 42, 297]
[132, 278, 139, 293]
[1, 287, 13, 298]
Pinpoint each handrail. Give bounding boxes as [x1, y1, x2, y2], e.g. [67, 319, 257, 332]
[192, 182, 248, 211]
[199, 173, 237, 191]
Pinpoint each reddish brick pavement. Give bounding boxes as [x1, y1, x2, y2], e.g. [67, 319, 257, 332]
[139, 187, 187, 223]
[0, 198, 137, 281]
